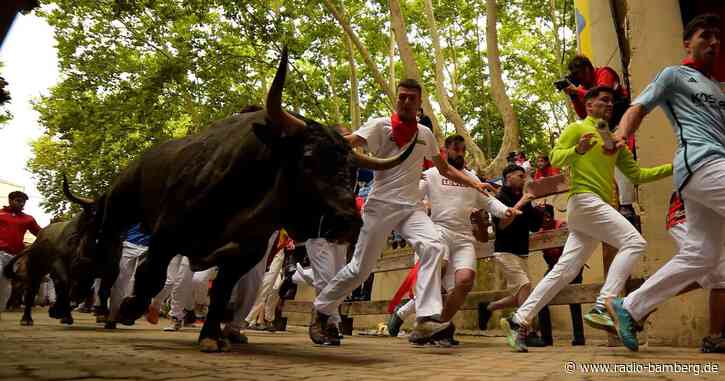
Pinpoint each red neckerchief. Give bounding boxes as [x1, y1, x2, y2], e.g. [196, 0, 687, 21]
[682, 57, 712, 78]
[390, 112, 418, 148]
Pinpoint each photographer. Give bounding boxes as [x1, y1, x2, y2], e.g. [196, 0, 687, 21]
[556, 55, 629, 125]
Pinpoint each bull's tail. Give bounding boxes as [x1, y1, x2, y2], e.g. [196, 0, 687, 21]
[2, 248, 28, 280]
[62, 174, 95, 207]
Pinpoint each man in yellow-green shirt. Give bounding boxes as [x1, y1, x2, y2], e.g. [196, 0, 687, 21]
[500, 86, 672, 352]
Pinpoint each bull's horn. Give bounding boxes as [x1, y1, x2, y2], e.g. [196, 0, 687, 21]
[266, 46, 306, 137]
[352, 131, 419, 170]
[62, 174, 94, 207]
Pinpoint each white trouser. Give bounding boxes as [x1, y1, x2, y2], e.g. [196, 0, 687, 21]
[314, 199, 444, 319]
[246, 249, 285, 324]
[109, 242, 147, 320]
[396, 298, 417, 320]
[668, 223, 725, 289]
[514, 193, 646, 324]
[625, 160, 725, 320]
[152, 255, 192, 320]
[292, 264, 315, 286]
[396, 226, 479, 320]
[227, 231, 279, 330]
[614, 167, 635, 205]
[192, 267, 215, 307]
[0, 251, 13, 312]
[307, 238, 348, 324]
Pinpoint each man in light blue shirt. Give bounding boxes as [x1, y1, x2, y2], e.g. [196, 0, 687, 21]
[607, 13, 724, 351]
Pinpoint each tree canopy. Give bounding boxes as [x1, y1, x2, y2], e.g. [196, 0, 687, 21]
[29, 0, 576, 217]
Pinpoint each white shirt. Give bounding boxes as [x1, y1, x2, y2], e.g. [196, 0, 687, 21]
[354, 117, 439, 206]
[420, 167, 509, 236]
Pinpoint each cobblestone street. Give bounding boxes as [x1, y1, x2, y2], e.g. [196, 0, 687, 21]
[1, 310, 722, 381]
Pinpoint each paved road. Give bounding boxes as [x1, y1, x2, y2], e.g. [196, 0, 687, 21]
[1, 310, 722, 381]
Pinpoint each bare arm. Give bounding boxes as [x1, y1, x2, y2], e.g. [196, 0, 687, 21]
[614, 104, 648, 144]
[432, 155, 496, 195]
[497, 193, 533, 230]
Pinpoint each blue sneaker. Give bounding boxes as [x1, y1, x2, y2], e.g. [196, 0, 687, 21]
[388, 306, 404, 337]
[606, 298, 638, 351]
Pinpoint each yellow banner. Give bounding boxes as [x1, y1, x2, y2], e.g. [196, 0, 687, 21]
[574, 0, 593, 57]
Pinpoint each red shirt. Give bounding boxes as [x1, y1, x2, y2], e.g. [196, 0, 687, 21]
[0, 206, 41, 255]
[533, 166, 561, 180]
[572, 67, 629, 119]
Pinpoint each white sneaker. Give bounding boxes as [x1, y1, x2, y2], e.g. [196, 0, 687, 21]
[163, 317, 182, 331]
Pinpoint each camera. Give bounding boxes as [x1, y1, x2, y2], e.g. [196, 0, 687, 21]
[554, 74, 580, 91]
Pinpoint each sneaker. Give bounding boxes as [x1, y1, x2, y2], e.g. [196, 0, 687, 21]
[431, 322, 458, 347]
[584, 306, 616, 334]
[700, 335, 725, 353]
[145, 306, 160, 325]
[478, 302, 492, 330]
[163, 317, 183, 332]
[500, 315, 528, 352]
[411, 318, 451, 340]
[388, 307, 404, 337]
[309, 310, 333, 345]
[606, 298, 638, 351]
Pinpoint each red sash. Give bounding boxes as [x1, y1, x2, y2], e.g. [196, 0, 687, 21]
[391, 112, 418, 148]
[682, 57, 712, 78]
[387, 261, 419, 313]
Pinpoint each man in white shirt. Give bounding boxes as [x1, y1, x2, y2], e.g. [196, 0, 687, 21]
[309, 79, 496, 346]
[388, 135, 517, 345]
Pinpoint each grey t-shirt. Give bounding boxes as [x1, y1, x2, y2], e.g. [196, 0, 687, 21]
[633, 65, 725, 190]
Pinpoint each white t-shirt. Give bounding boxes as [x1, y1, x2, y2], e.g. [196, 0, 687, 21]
[354, 117, 439, 206]
[420, 167, 509, 236]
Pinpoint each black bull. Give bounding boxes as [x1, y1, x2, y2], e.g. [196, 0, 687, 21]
[3, 182, 99, 326]
[75, 48, 415, 352]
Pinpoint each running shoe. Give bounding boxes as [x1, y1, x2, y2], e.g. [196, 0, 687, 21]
[606, 297, 638, 351]
[500, 315, 528, 352]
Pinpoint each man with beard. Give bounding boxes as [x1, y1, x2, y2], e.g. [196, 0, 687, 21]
[387, 134, 518, 345]
[310, 79, 496, 346]
[0, 191, 41, 318]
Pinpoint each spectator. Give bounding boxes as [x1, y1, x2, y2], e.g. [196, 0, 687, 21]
[563, 55, 629, 125]
[0, 191, 41, 315]
[533, 154, 561, 180]
[480, 164, 544, 346]
[417, 107, 433, 130]
[535, 204, 585, 346]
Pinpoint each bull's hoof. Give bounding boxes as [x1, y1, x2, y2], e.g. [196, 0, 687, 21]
[118, 296, 147, 324]
[49, 305, 67, 319]
[20, 319, 33, 326]
[218, 338, 232, 352]
[96, 313, 108, 324]
[60, 316, 74, 325]
[199, 338, 219, 353]
[104, 321, 117, 329]
[119, 317, 136, 326]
